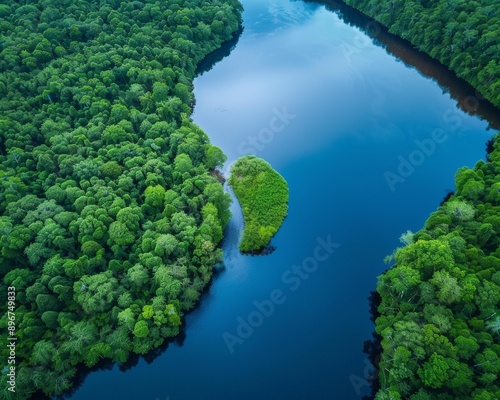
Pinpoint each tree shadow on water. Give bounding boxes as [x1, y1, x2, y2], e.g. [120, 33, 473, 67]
[361, 290, 383, 400]
[195, 27, 244, 77]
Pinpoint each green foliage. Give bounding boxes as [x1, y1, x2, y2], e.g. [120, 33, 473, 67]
[375, 133, 500, 399]
[345, 0, 500, 108]
[229, 156, 289, 253]
[205, 145, 227, 169]
[0, 0, 242, 397]
[133, 320, 150, 338]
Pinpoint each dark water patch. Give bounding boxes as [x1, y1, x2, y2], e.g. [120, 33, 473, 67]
[360, 291, 383, 400]
[242, 244, 277, 256]
[440, 190, 455, 206]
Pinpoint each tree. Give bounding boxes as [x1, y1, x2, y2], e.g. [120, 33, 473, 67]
[102, 161, 123, 180]
[152, 82, 168, 103]
[117, 207, 142, 231]
[108, 221, 135, 247]
[378, 264, 421, 300]
[417, 353, 449, 389]
[421, 324, 456, 358]
[73, 271, 121, 313]
[117, 308, 135, 331]
[395, 240, 454, 279]
[3, 267, 32, 291]
[84, 342, 111, 368]
[174, 153, 194, 175]
[78, 215, 107, 244]
[476, 281, 500, 316]
[127, 263, 149, 291]
[64, 321, 98, 355]
[102, 124, 132, 145]
[399, 230, 414, 246]
[165, 304, 181, 326]
[133, 320, 149, 338]
[41, 311, 60, 329]
[455, 336, 480, 361]
[81, 240, 103, 257]
[429, 270, 463, 304]
[31, 340, 57, 366]
[35, 294, 59, 313]
[444, 199, 476, 221]
[154, 234, 179, 258]
[142, 305, 154, 319]
[144, 184, 165, 208]
[73, 159, 101, 181]
[109, 104, 130, 124]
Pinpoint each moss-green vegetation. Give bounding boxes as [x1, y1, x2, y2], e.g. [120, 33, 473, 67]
[373, 133, 500, 399]
[345, 0, 500, 109]
[229, 156, 289, 253]
[0, 0, 242, 398]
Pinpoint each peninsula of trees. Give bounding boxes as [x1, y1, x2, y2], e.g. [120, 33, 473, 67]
[374, 134, 500, 399]
[0, 0, 242, 398]
[345, 0, 500, 109]
[229, 156, 289, 253]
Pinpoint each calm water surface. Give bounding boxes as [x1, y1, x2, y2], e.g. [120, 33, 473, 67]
[67, 1, 497, 399]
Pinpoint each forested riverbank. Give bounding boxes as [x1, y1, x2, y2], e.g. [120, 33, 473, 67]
[372, 135, 500, 399]
[0, 1, 241, 398]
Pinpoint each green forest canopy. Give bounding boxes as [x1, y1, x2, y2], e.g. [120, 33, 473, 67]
[0, 0, 242, 398]
[374, 134, 500, 399]
[345, 0, 500, 108]
[229, 156, 289, 253]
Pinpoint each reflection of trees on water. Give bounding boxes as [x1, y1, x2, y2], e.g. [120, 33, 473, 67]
[361, 290, 383, 400]
[196, 28, 244, 76]
[307, 0, 500, 130]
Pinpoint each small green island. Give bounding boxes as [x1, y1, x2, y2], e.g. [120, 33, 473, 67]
[229, 156, 289, 253]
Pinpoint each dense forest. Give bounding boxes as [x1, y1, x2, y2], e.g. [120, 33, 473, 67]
[0, 0, 242, 398]
[229, 156, 289, 253]
[345, 0, 500, 109]
[373, 134, 500, 399]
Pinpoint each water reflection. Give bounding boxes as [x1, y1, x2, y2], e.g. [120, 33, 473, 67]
[313, 0, 500, 129]
[244, 0, 321, 36]
[196, 28, 243, 76]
